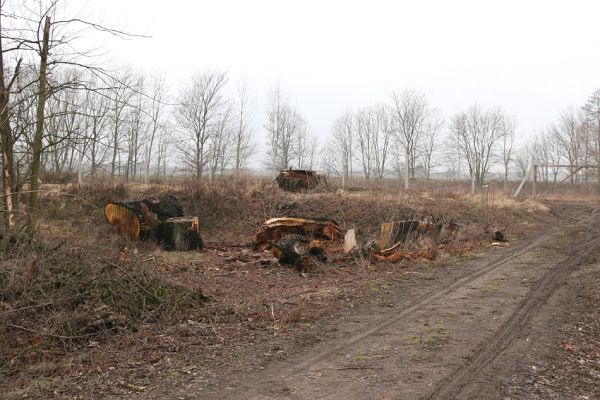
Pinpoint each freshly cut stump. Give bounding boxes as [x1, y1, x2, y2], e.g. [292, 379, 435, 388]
[156, 217, 203, 251]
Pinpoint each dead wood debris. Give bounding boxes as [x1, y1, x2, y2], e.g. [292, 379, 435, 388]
[275, 169, 324, 191]
[271, 234, 327, 272]
[104, 194, 203, 251]
[252, 217, 341, 251]
[253, 214, 501, 268]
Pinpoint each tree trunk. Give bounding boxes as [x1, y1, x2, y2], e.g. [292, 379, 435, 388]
[0, 10, 15, 229]
[77, 143, 85, 185]
[28, 15, 51, 235]
[404, 148, 409, 190]
[143, 142, 149, 184]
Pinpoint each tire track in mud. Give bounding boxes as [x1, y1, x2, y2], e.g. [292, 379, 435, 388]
[423, 208, 600, 400]
[220, 207, 594, 399]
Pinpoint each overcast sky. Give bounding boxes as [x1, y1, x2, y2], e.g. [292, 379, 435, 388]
[82, 0, 600, 146]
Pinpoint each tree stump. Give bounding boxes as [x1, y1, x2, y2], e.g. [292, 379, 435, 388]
[156, 217, 203, 251]
[378, 220, 421, 250]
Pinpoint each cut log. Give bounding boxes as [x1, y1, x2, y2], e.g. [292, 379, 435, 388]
[271, 234, 326, 271]
[156, 217, 203, 251]
[104, 201, 151, 240]
[104, 194, 184, 241]
[275, 169, 321, 191]
[253, 217, 341, 250]
[104, 194, 202, 251]
[142, 194, 184, 220]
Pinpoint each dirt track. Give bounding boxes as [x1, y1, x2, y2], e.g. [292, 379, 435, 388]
[190, 202, 600, 399]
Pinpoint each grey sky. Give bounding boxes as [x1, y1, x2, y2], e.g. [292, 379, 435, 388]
[84, 0, 600, 146]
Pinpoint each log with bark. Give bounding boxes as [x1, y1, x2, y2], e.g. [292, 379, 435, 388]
[275, 169, 321, 191]
[252, 217, 342, 250]
[104, 194, 202, 251]
[271, 234, 326, 272]
[103, 201, 155, 240]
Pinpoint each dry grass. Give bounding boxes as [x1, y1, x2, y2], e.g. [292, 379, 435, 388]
[0, 175, 569, 398]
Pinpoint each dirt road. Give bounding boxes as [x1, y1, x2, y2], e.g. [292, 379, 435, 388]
[192, 202, 600, 400]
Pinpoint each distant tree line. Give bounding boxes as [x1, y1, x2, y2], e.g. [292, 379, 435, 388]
[2, 0, 600, 233]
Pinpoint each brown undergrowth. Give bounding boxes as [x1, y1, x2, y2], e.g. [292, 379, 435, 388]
[0, 177, 550, 398]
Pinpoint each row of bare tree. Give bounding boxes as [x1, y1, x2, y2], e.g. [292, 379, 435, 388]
[0, 1, 257, 233]
[323, 90, 517, 191]
[324, 87, 600, 191]
[513, 90, 600, 184]
[3, 1, 600, 234]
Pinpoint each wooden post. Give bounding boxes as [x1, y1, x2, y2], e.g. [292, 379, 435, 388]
[513, 161, 533, 198]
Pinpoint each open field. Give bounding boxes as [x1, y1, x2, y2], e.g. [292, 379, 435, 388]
[1, 177, 599, 399]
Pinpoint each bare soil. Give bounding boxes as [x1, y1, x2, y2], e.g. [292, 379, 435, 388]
[185, 201, 600, 400]
[2, 181, 599, 400]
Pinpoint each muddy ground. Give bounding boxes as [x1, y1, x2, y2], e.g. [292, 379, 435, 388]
[1, 181, 599, 399]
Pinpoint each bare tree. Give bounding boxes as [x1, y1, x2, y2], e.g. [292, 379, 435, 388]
[208, 102, 234, 179]
[513, 144, 531, 178]
[143, 73, 167, 183]
[174, 70, 228, 179]
[500, 114, 516, 188]
[390, 89, 428, 189]
[124, 74, 147, 181]
[551, 108, 583, 183]
[530, 131, 554, 182]
[108, 68, 135, 180]
[232, 79, 255, 172]
[264, 85, 306, 173]
[582, 89, 600, 188]
[355, 106, 376, 181]
[305, 134, 320, 170]
[420, 108, 444, 180]
[328, 110, 353, 188]
[373, 104, 393, 179]
[80, 80, 110, 182]
[451, 104, 505, 193]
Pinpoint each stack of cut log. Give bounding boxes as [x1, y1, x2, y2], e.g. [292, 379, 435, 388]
[104, 194, 202, 251]
[253, 217, 341, 271]
[275, 169, 321, 191]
